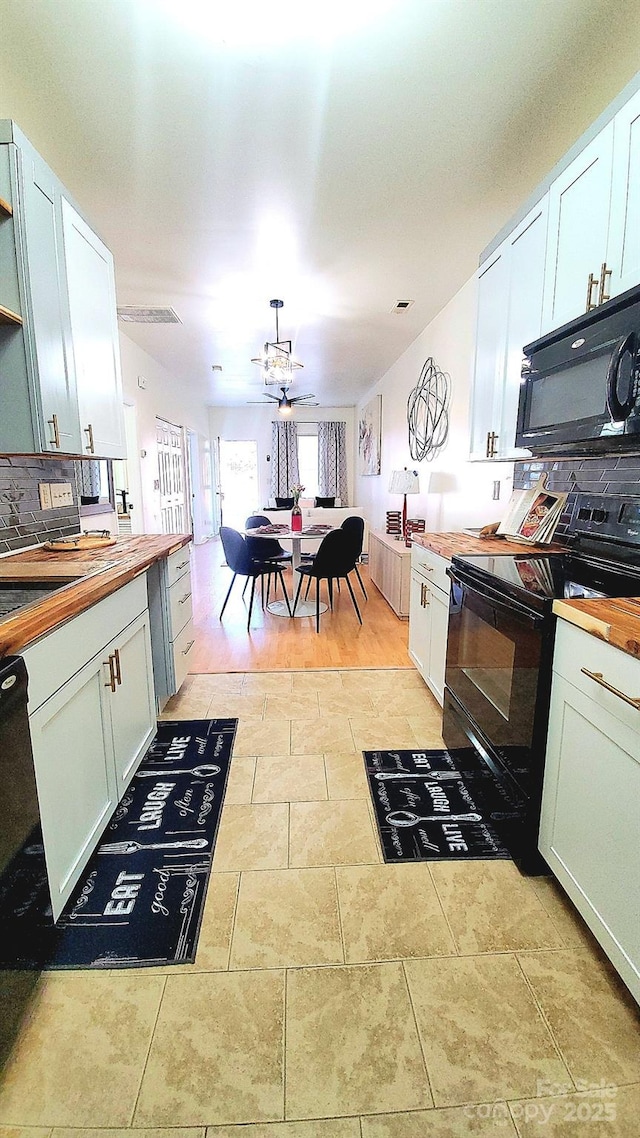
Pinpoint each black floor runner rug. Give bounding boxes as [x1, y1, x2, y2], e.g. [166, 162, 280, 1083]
[364, 746, 525, 862]
[0, 719, 236, 969]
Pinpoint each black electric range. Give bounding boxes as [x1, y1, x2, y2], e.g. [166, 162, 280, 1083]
[442, 492, 640, 873]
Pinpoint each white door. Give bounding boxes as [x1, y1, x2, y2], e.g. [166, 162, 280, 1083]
[541, 124, 614, 332]
[108, 612, 156, 799]
[218, 439, 259, 530]
[61, 198, 124, 458]
[157, 418, 187, 533]
[469, 249, 509, 459]
[426, 584, 449, 707]
[408, 569, 431, 681]
[609, 88, 640, 298]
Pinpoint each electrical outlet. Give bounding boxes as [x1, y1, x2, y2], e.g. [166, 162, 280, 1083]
[38, 483, 52, 510]
[137, 375, 147, 390]
[50, 482, 74, 507]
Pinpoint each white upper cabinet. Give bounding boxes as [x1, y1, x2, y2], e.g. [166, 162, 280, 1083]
[469, 249, 509, 460]
[541, 123, 614, 333]
[61, 199, 124, 459]
[470, 199, 547, 460]
[609, 87, 640, 299]
[19, 151, 82, 453]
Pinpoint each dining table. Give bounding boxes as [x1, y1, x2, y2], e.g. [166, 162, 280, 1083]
[244, 523, 334, 618]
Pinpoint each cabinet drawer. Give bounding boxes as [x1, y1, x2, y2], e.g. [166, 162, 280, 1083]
[553, 620, 640, 735]
[168, 569, 193, 639]
[23, 574, 148, 712]
[172, 618, 196, 691]
[410, 544, 450, 594]
[166, 543, 192, 587]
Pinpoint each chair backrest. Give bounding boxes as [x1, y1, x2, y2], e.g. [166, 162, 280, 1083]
[219, 526, 254, 576]
[341, 515, 365, 558]
[314, 496, 335, 508]
[244, 514, 286, 560]
[275, 496, 294, 508]
[310, 527, 358, 577]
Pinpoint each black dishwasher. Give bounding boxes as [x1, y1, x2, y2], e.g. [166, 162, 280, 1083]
[0, 656, 41, 878]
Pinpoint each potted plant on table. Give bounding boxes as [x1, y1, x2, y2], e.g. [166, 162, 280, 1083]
[290, 484, 305, 532]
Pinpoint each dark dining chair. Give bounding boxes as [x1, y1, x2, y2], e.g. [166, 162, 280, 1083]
[341, 515, 368, 600]
[219, 526, 291, 630]
[292, 528, 362, 633]
[244, 514, 292, 604]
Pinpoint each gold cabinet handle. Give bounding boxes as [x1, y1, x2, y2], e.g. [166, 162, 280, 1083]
[420, 582, 425, 607]
[599, 262, 612, 304]
[178, 592, 192, 605]
[586, 272, 599, 311]
[104, 654, 117, 693]
[580, 668, 640, 710]
[113, 647, 122, 686]
[485, 430, 499, 458]
[181, 639, 195, 656]
[84, 422, 95, 454]
[47, 413, 61, 449]
[176, 559, 190, 570]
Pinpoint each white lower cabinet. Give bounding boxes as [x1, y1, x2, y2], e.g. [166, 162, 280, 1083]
[539, 621, 640, 1003]
[23, 577, 156, 919]
[408, 545, 450, 706]
[148, 542, 194, 709]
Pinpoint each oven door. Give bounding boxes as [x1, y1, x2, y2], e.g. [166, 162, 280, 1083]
[444, 565, 546, 793]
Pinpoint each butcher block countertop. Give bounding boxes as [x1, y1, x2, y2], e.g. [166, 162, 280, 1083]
[553, 597, 640, 660]
[0, 534, 191, 656]
[411, 532, 565, 558]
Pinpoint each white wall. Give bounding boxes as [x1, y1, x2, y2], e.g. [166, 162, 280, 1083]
[119, 332, 211, 533]
[355, 275, 513, 534]
[208, 404, 357, 513]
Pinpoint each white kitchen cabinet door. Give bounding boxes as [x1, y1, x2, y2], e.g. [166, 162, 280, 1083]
[61, 197, 124, 459]
[409, 568, 430, 680]
[609, 88, 640, 299]
[541, 123, 614, 333]
[540, 671, 640, 1003]
[498, 199, 548, 458]
[426, 582, 449, 707]
[108, 610, 156, 799]
[29, 655, 117, 920]
[469, 249, 509, 460]
[18, 151, 81, 453]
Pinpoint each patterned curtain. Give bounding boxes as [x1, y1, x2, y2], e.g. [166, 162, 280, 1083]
[270, 420, 300, 497]
[318, 421, 348, 504]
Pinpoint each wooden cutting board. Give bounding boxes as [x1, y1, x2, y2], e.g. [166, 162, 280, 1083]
[42, 534, 118, 552]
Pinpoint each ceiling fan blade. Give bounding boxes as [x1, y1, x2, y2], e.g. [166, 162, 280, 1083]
[290, 395, 316, 403]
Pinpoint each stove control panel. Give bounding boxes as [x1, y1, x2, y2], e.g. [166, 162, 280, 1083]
[571, 493, 640, 545]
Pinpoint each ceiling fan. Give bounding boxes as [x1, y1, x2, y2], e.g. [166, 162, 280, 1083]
[248, 386, 318, 415]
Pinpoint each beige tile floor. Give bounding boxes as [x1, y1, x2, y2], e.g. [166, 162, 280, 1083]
[1, 669, 639, 1137]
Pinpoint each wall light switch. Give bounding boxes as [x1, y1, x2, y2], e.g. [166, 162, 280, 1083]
[38, 483, 52, 510]
[492, 480, 501, 501]
[137, 375, 147, 390]
[50, 482, 74, 507]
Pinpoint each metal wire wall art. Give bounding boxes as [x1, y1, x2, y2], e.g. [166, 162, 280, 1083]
[407, 356, 450, 461]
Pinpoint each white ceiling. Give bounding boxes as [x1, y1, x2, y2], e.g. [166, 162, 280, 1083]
[1, 0, 640, 409]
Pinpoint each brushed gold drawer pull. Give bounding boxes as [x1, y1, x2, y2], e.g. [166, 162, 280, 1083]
[599, 262, 612, 304]
[47, 413, 61, 449]
[113, 647, 122, 686]
[84, 422, 95, 454]
[181, 640, 195, 656]
[586, 272, 599, 311]
[178, 592, 192, 604]
[580, 668, 640, 710]
[104, 654, 117, 693]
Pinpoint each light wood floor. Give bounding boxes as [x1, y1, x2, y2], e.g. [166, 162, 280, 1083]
[189, 537, 412, 672]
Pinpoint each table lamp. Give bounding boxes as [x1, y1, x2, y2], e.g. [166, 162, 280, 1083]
[388, 468, 420, 541]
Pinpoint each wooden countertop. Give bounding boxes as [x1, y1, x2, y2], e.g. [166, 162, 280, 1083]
[411, 531, 565, 558]
[553, 597, 640, 660]
[0, 534, 191, 656]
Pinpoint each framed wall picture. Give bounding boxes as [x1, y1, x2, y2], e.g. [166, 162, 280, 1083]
[358, 394, 382, 475]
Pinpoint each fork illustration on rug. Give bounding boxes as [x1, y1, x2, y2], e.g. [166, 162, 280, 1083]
[98, 838, 208, 855]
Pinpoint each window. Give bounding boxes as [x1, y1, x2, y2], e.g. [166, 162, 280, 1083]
[297, 433, 319, 497]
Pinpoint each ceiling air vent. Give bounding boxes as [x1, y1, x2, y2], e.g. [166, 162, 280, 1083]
[391, 299, 414, 313]
[117, 306, 182, 324]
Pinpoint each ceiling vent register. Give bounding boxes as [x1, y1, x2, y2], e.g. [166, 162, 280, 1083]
[117, 306, 182, 323]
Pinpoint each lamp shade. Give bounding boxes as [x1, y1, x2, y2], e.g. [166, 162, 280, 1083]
[388, 469, 420, 495]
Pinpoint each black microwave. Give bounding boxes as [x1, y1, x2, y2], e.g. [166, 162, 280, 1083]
[516, 283, 640, 455]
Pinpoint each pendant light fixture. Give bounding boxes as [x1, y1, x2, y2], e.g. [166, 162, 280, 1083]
[251, 299, 303, 385]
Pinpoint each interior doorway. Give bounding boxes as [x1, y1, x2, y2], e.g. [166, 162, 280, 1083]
[156, 417, 187, 533]
[218, 440, 259, 530]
